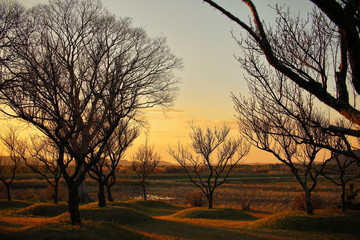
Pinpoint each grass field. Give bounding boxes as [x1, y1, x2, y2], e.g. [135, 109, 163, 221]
[1, 170, 360, 239]
[1, 200, 359, 240]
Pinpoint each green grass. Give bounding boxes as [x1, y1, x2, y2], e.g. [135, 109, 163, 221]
[249, 210, 360, 233]
[111, 200, 184, 216]
[172, 207, 257, 220]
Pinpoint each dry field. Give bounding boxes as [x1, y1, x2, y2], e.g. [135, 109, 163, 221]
[2, 169, 359, 213]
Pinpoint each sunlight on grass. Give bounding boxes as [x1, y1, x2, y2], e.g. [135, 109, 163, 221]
[111, 200, 184, 216]
[172, 208, 257, 220]
[249, 210, 360, 233]
[1, 200, 360, 240]
[16, 203, 68, 217]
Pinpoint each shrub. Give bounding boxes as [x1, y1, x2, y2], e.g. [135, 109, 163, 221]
[292, 192, 323, 211]
[185, 190, 204, 207]
[239, 192, 252, 211]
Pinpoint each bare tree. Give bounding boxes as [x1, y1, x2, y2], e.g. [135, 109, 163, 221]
[169, 124, 250, 209]
[0, 0, 24, 88]
[321, 135, 360, 211]
[233, 74, 332, 214]
[0, 0, 181, 226]
[0, 126, 21, 201]
[202, 0, 360, 136]
[131, 140, 160, 200]
[89, 118, 139, 207]
[21, 136, 63, 204]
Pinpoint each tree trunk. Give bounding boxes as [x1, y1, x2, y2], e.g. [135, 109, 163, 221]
[207, 194, 213, 209]
[341, 184, 346, 211]
[106, 185, 113, 202]
[68, 184, 81, 226]
[304, 190, 313, 215]
[98, 181, 106, 207]
[5, 183, 11, 202]
[78, 177, 91, 203]
[77, 164, 91, 203]
[142, 182, 147, 200]
[54, 182, 59, 204]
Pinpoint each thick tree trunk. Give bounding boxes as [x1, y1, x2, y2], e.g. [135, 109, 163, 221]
[5, 184, 11, 202]
[304, 190, 313, 215]
[68, 184, 81, 226]
[98, 182, 106, 207]
[142, 182, 147, 200]
[106, 185, 113, 202]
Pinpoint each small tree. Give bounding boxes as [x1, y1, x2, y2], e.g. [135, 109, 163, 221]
[169, 124, 250, 209]
[23, 136, 63, 204]
[0, 126, 21, 201]
[132, 140, 160, 200]
[321, 136, 360, 211]
[89, 119, 139, 207]
[233, 76, 332, 214]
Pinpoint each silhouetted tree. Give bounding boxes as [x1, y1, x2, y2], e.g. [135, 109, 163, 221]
[0, 0, 24, 89]
[233, 75, 332, 214]
[0, 0, 181, 226]
[321, 135, 360, 211]
[20, 136, 63, 204]
[169, 124, 250, 209]
[132, 140, 160, 200]
[89, 118, 139, 207]
[203, 0, 360, 137]
[0, 126, 21, 201]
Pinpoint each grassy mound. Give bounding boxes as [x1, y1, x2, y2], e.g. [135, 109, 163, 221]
[249, 210, 360, 233]
[57, 206, 152, 225]
[172, 208, 257, 220]
[16, 203, 68, 217]
[111, 200, 183, 216]
[0, 200, 33, 210]
[132, 200, 183, 210]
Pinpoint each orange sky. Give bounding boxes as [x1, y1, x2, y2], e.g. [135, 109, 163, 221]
[14, 0, 322, 164]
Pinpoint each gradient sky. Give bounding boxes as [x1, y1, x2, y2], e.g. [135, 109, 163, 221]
[17, 0, 315, 164]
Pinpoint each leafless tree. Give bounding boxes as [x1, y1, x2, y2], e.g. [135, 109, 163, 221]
[169, 124, 250, 209]
[0, 126, 21, 201]
[233, 73, 333, 214]
[0, 0, 181, 226]
[20, 136, 63, 204]
[202, 0, 360, 137]
[89, 118, 139, 207]
[0, 0, 24, 88]
[132, 140, 160, 200]
[321, 134, 360, 211]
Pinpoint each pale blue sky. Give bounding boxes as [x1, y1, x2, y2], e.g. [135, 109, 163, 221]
[18, 0, 314, 163]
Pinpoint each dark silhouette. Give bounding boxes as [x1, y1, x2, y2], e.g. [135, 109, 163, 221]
[132, 140, 160, 200]
[169, 124, 250, 209]
[202, 0, 360, 138]
[0, 0, 181, 226]
[0, 126, 21, 201]
[89, 118, 139, 207]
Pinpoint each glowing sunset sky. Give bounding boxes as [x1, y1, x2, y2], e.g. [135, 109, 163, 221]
[17, 0, 314, 163]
